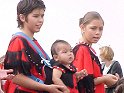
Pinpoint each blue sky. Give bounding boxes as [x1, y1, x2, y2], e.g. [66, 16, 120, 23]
[0, 0, 124, 71]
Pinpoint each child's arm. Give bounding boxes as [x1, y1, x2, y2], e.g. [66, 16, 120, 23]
[94, 74, 118, 87]
[12, 74, 64, 93]
[52, 68, 70, 93]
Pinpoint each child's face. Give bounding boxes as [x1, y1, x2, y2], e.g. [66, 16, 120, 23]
[54, 43, 74, 65]
[22, 8, 45, 33]
[81, 19, 103, 44]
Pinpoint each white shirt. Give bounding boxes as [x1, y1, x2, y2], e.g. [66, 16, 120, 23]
[103, 62, 113, 75]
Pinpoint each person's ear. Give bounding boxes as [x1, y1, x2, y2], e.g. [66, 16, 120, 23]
[19, 14, 26, 22]
[80, 24, 85, 33]
[53, 55, 59, 61]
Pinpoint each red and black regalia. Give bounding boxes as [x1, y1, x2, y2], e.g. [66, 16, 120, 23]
[53, 62, 79, 93]
[4, 35, 49, 93]
[73, 42, 105, 93]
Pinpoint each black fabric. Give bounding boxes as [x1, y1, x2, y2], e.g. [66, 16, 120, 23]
[78, 75, 94, 93]
[107, 61, 123, 77]
[50, 59, 57, 67]
[21, 37, 44, 75]
[44, 66, 53, 85]
[53, 62, 76, 88]
[4, 37, 32, 75]
[43, 65, 53, 93]
[44, 59, 56, 85]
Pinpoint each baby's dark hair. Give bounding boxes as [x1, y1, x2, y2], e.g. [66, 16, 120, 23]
[17, 0, 46, 28]
[114, 77, 124, 93]
[79, 11, 104, 26]
[51, 40, 70, 57]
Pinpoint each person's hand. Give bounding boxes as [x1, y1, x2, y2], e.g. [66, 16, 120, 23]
[61, 86, 70, 93]
[103, 74, 119, 87]
[0, 69, 14, 80]
[115, 73, 120, 79]
[47, 84, 70, 93]
[75, 69, 87, 82]
[5, 74, 15, 80]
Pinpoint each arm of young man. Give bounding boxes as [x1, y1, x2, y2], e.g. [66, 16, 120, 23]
[12, 74, 64, 93]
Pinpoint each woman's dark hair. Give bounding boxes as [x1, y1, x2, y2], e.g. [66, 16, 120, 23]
[17, 0, 46, 28]
[51, 40, 70, 57]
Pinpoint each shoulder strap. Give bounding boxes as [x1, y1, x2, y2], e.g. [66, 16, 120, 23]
[101, 63, 105, 72]
[107, 61, 118, 74]
[13, 32, 52, 68]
